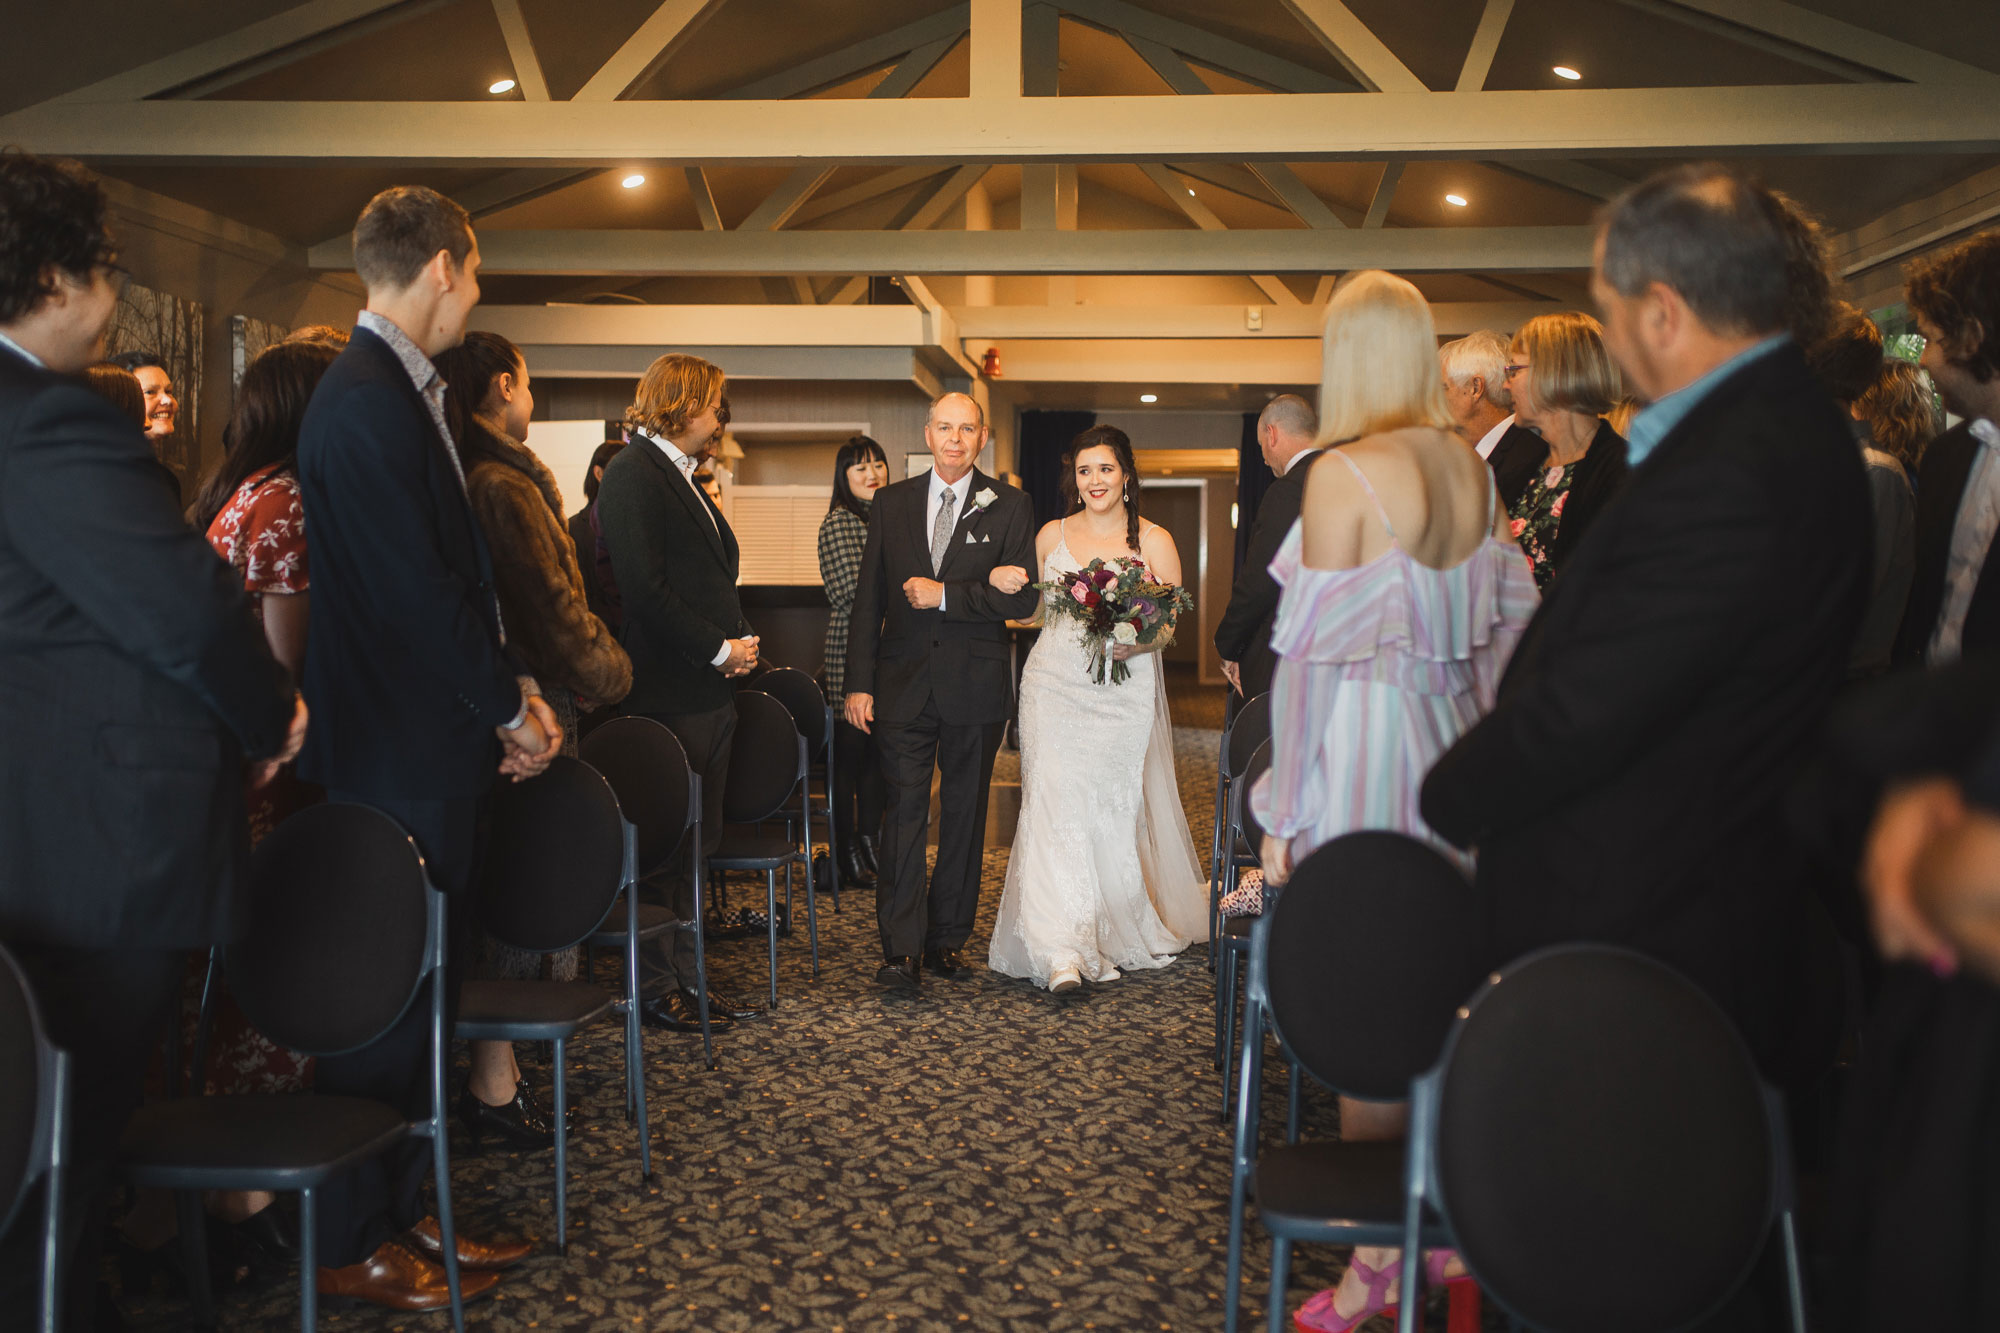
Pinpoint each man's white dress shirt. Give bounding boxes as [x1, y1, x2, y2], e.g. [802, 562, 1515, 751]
[1473, 413, 1516, 461]
[1930, 417, 2000, 665]
[927, 468, 974, 610]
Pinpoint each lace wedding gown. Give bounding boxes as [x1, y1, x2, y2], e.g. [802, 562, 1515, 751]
[988, 525, 1212, 988]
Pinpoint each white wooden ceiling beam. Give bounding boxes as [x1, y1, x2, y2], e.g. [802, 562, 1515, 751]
[18, 84, 1999, 164]
[1061, 0, 1352, 93]
[489, 0, 549, 100]
[970, 0, 1024, 100]
[1362, 163, 1403, 228]
[1612, 0, 2000, 86]
[573, 0, 724, 102]
[722, 5, 970, 101]
[1455, 0, 1514, 93]
[1276, 0, 1427, 93]
[1137, 164, 1299, 306]
[791, 167, 947, 226]
[891, 164, 994, 231]
[953, 300, 1554, 338]
[684, 167, 724, 230]
[311, 224, 1595, 273]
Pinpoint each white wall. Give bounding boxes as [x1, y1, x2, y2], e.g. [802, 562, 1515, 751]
[521, 420, 618, 514]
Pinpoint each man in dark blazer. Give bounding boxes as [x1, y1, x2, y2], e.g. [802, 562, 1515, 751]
[569, 438, 624, 633]
[1891, 230, 2000, 668]
[597, 354, 764, 1032]
[845, 392, 1040, 988]
[297, 186, 554, 1309]
[1441, 327, 1541, 468]
[0, 153, 302, 1328]
[1423, 165, 1869, 1089]
[1214, 394, 1319, 700]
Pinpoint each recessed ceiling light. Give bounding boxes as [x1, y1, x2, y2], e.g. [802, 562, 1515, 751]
[488, 78, 517, 94]
[1445, 193, 1469, 207]
[1552, 65, 1582, 81]
[1188, 189, 1196, 196]
[1140, 393, 1159, 403]
[621, 174, 646, 189]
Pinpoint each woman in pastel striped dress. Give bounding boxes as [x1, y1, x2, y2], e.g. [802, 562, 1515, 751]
[1248, 270, 1539, 1333]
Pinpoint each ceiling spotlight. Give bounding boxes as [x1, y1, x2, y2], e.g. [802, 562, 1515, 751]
[1140, 393, 1159, 403]
[621, 174, 647, 189]
[1552, 65, 1582, 81]
[1445, 193, 1469, 207]
[1188, 189, 1196, 196]
[488, 78, 517, 94]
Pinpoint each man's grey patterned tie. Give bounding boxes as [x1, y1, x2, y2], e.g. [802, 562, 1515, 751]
[930, 488, 956, 576]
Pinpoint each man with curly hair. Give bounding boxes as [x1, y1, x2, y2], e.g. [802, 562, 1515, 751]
[1895, 229, 2000, 667]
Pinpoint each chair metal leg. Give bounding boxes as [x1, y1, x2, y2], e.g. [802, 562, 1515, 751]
[766, 870, 780, 1009]
[299, 1188, 318, 1333]
[1266, 1237, 1293, 1333]
[1222, 947, 1243, 1119]
[1780, 1208, 1808, 1333]
[801, 795, 821, 978]
[1225, 989, 1266, 1333]
[631, 1000, 654, 1181]
[553, 1038, 569, 1254]
[175, 1188, 215, 1328]
[1286, 1059, 1302, 1145]
[689, 835, 715, 1070]
[39, 1050, 68, 1333]
[433, 1121, 466, 1333]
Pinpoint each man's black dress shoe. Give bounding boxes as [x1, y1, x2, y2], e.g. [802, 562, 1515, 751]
[839, 844, 877, 889]
[457, 1084, 559, 1151]
[875, 956, 920, 989]
[705, 987, 764, 1020]
[922, 948, 970, 978]
[640, 989, 732, 1032]
[856, 834, 881, 876]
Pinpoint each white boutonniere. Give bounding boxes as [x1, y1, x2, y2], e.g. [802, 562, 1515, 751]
[972, 487, 997, 511]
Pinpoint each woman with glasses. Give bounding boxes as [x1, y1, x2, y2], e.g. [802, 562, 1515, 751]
[1492, 313, 1631, 589]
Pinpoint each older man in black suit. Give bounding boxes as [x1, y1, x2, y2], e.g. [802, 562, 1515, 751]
[845, 392, 1040, 989]
[297, 185, 555, 1309]
[1213, 393, 1319, 701]
[0, 152, 303, 1328]
[1424, 164, 1869, 1088]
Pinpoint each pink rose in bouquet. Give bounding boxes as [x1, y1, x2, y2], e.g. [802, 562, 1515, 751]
[1033, 556, 1194, 684]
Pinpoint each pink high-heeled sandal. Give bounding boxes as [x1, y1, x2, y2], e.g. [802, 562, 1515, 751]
[1291, 1252, 1473, 1332]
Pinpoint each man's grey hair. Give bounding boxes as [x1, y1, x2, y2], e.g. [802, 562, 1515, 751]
[927, 390, 986, 429]
[1598, 163, 1792, 338]
[1258, 393, 1317, 440]
[1438, 330, 1514, 410]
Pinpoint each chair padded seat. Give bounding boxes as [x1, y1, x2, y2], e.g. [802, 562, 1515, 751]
[711, 829, 802, 867]
[589, 897, 680, 944]
[1254, 1140, 1445, 1245]
[119, 1094, 408, 1190]
[455, 980, 614, 1041]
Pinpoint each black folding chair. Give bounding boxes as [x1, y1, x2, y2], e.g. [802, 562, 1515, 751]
[454, 756, 632, 1254]
[117, 803, 468, 1333]
[1396, 945, 1809, 1333]
[757, 666, 841, 912]
[579, 717, 714, 1069]
[0, 944, 72, 1333]
[1216, 738, 1271, 1113]
[711, 690, 822, 1009]
[1210, 693, 1271, 968]
[1225, 833, 1488, 1333]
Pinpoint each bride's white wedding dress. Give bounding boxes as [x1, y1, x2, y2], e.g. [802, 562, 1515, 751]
[988, 522, 1212, 989]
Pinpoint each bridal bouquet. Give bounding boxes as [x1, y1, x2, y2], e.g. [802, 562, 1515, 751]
[1035, 557, 1195, 685]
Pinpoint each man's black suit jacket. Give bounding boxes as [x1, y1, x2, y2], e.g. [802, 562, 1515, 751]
[0, 344, 293, 948]
[1891, 420, 2000, 667]
[1213, 448, 1320, 701]
[596, 437, 748, 717]
[1423, 343, 1869, 1079]
[845, 469, 1039, 727]
[296, 327, 522, 801]
[1481, 421, 1543, 480]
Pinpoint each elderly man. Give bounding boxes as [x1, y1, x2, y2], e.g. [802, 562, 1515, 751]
[1423, 164, 1868, 1087]
[1213, 393, 1319, 700]
[1439, 329, 1535, 465]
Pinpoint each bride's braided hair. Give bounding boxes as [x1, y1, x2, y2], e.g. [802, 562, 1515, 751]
[1060, 424, 1143, 555]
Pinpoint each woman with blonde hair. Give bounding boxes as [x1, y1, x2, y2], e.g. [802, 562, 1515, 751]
[1491, 311, 1630, 589]
[1251, 270, 1539, 1332]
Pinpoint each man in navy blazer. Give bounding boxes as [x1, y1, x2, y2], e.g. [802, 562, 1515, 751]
[296, 186, 556, 1309]
[0, 152, 303, 1328]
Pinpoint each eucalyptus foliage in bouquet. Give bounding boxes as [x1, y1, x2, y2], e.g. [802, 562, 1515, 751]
[1034, 556, 1195, 685]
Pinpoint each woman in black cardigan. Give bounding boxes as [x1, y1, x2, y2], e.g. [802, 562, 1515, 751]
[1490, 312, 1629, 589]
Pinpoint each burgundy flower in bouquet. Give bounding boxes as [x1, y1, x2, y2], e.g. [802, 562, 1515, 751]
[1034, 556, 1195, 684]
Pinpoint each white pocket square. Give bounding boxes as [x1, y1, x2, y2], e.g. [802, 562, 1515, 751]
[964, 532, 978, 544]
[981, 534, 992, 543]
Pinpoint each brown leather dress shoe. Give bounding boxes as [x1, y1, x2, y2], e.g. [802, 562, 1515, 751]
[406, 1215, 534, 1271]
[316, 1239, 499, 1310]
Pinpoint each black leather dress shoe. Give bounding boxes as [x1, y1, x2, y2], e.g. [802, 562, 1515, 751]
[875, 956, 920, 990]
[458, 1084, 558, 1151]
[922, 948, 970, 978]
[839, 844, 877, 889]
[640, 989, 732, 1032]
[856, 834, 881, 876]
[705, 987, 764, 1020]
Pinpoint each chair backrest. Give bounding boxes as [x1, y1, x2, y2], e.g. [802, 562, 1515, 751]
[478, 757, 628, 954]
[1224, 692, 1271, 781]
[1229, 739, 1271, 849]
[725, 690, 807, 824]
[1429, 946, 1775, 1333]
[1258, 832, 1487, 1101]
[758, 667, 830, 755]
[581, 716, 695, 876]
[0, 944, 54, 1238]
[224, 802, 436, 1058]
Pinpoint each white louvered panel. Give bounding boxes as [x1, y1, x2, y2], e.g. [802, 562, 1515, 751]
[733, 486, 826, 585]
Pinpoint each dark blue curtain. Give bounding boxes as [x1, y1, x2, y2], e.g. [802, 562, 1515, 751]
[1233, 411, 1275, 573]
[1019, 410, 1097, 529]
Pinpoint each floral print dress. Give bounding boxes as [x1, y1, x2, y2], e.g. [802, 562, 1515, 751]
[1508, 461, 1578, 591]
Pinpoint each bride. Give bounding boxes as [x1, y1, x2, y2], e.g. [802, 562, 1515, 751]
[985, 425, 1211, 993]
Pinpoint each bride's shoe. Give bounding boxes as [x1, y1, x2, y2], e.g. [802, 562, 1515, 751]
[1049, 967, 1082, 993]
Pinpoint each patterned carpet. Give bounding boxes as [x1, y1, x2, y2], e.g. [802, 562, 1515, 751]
[119, 677, 1462, 1332]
